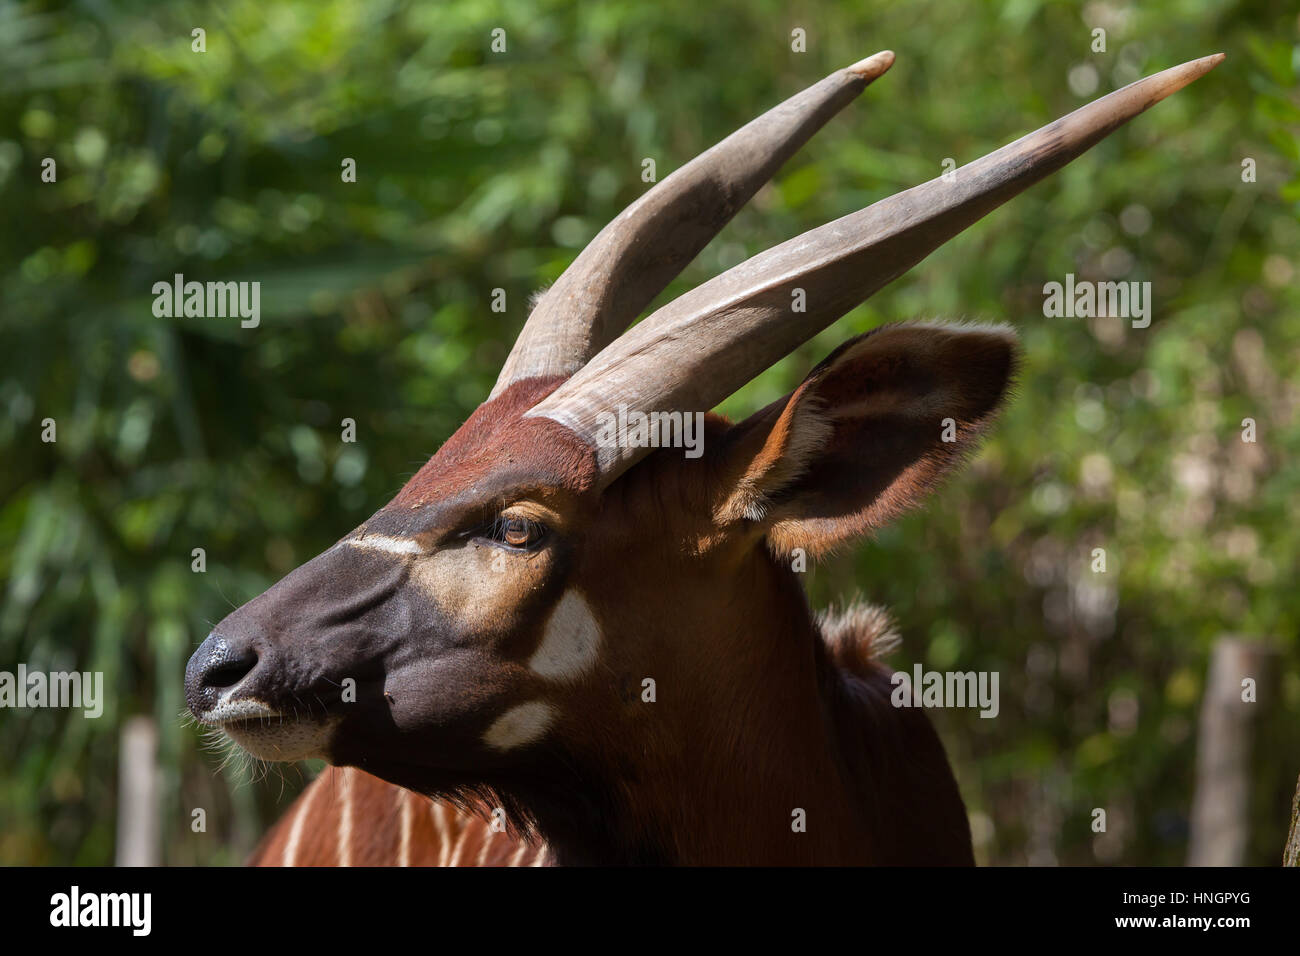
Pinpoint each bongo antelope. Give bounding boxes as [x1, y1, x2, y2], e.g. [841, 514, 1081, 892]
[185, 51, 1222, 865]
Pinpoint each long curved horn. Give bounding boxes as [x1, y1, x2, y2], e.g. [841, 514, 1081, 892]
[490, 51, 897, 397]
[527, 53, 1225, 480]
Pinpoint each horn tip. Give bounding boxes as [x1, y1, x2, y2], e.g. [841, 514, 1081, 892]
[1189, 52, 1227, 75]
[1146, 51, 1227, 100]
[847, 50, 895, 82]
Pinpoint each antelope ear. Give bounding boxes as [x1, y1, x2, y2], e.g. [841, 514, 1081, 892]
[714, 321, 1019, 559]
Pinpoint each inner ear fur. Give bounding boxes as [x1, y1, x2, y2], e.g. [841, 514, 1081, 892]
[714, 321, 1020, 559]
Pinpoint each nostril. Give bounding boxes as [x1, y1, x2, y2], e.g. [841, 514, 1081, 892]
[186, 632, 264, 718]
[188, 634, 259, 694]
[204, 653, 258, 690]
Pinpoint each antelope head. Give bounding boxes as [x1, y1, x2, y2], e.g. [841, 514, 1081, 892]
[186, 52, 1221, 864]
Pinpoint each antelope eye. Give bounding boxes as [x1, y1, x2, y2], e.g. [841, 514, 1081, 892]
[489, 515, 546, 550]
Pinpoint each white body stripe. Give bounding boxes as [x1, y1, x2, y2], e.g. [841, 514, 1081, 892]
[337, 768, 354, 867]
[475, 830, 496, 866]
[431, 802, 452, 867]
[398, 789, 413, 867]
[447, 822, 472, 867]
[282, 773, 322, 866]
[508, 841, 531, 867]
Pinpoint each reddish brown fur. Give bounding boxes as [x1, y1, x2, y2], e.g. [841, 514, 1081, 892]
[206, 48, 1219, 867]
[392, 377, 596, 510]
[249, 768, 546, 866]
[239, 322, 1013, 866]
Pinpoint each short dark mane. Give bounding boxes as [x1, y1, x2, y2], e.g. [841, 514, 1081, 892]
[816, 604, 975, 865]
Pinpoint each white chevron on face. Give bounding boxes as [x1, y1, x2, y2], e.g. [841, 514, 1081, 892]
[345, 534, 423, 556]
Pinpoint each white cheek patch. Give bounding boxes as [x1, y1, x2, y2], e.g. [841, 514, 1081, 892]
[482, 700, 557, 751]
[529, 590, 602, 680]
[346, 534, 423, 556]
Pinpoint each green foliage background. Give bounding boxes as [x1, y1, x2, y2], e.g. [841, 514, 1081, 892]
[1, 0, 1296, 865]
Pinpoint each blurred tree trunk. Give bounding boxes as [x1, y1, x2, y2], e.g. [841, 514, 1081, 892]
[1187, 638, 1277, 866]
[116, 716, 160, 867]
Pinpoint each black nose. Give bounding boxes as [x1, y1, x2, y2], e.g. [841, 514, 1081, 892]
[185, 633, 259, 717]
